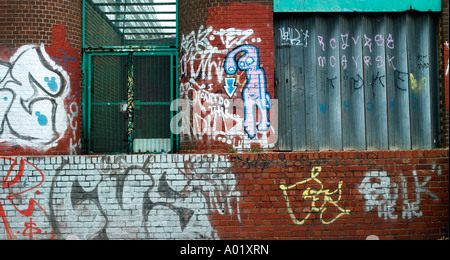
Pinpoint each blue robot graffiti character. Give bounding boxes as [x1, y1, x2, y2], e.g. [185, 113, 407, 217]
[224, 45, 271, 139]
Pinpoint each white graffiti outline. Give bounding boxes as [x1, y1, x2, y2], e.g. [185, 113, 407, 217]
[359, 170, 440, 220]
[0, 44, 70, 150]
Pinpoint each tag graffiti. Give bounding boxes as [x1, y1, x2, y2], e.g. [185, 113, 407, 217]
[358, 169, 440, 220]
[280, 167, 351, 225]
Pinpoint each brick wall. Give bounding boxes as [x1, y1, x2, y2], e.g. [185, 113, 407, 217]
[178, 0, 450, 153]
[1, 149, 448, 240]
[178, 0, 272, 36]
[0, 0, 82, 49]
[178, 0, 276, 153]
[0, 0, 82, 156]
[442, 0, 450, 148]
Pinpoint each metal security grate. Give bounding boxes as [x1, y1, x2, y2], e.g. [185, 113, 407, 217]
[90, 55, 128, 153]
[83, 0, 179, 154]
[86, 52, 177, 154]
[85, 0, 177, 47]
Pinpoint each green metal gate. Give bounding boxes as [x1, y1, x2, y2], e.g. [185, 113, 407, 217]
[85, 51, 177, 154]
[82, 0, 178, 154]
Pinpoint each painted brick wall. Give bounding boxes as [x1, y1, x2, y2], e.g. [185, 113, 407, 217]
[1, 149, 448, 240]
[0, 1, 82, 156]
[178, 1, 276, 153]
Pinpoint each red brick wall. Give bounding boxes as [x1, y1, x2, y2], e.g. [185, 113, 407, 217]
[0, 0, 82, 49]
[0, 0, 82, 156]
[178, 1, 276, 153]
[218, 149, 449, 240]
[0, 149, 447, 240]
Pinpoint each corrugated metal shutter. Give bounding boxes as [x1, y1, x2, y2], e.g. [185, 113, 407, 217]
[274, 13, 440, 151]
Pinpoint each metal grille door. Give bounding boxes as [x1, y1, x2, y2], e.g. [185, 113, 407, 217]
[90, 54, 128, 153]
[87, 52, 176, 154]
[133, 54, 174, 154]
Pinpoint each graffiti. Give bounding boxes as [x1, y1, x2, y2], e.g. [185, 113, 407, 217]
[410, 73, 426, 93]
[179, 26, 276, 149]
[0, 157, 55, 240]
[176, 84, 247, 147]
[0, 39, 17, 61]
[0, 44, 70, 149]
[358, 170, 439, 220]
[47, 155, 240, 240]
[347, 73, 364, 91]
[68, 102, 79, 155]
[446, 42, 449, 76]
[180, 26, 255, 86]
[0, 153, 448, 240]
[279, 27, 310, 47]
[409, 73, 427, 110]
[313, 33, 395, 69]
[52, 49, 80, 76]
[127, 56, 135, 152]
[224, 77, 238, 98]
[417, 54, 430, 70]
[50, 48, 82, 100]
[173, 93, 278, 150]
[445, 41, 449, 111]
[393, 70, 409, 92]
[279, 167, 351, 225]
[214, 28, 256, 49]
[225, 45, 271, 139]
[0, 155, 241, 240]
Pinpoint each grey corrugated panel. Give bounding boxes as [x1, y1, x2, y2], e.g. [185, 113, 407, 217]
[288, 15, 308, 151]
[340, 14, 366, 151]
[363, 14, 389, 150]
[274, 16, 292, 151]
[407, 14, 433, 150]
[303, 15, 320, 151]
[274, 13, 438, 151]
[386, 15, 411, 150]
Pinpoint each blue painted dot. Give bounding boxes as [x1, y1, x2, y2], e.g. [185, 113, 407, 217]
[44, 77, 58, 92]
[3, 97, 7, 101]
[35, 112, 48, 126]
